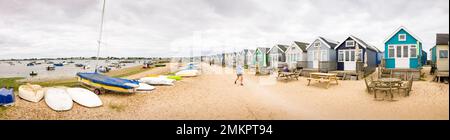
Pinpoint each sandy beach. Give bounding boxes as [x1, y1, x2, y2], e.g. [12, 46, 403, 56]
[1, 63, 448, 120]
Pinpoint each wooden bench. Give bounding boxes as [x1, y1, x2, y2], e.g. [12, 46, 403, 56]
[307, 73, 338, 89]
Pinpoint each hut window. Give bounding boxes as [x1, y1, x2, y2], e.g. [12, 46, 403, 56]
[440, 50, 448, 58]
[350, 50, 355, 61]
[403, 45, 409, 58]
[388, 46, 395, 58]
[345, 51, 350, 61]
[314, 42, 320, 48]
[399, 34, 406, 41]
[338, 51, 344, 62]
[396, 46, 402, 58]
[410, 45, 417, 57]
[346, 40, 355, 47]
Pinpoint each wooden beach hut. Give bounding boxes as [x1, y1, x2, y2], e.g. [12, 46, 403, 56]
[267, 44, 289, 69]
[305, 36, 339, 73]
[334, 35, 381, 78]
[430, 33, 449, 71]
[254, 47, 270, 74]
[430, 33, 449, 82]
[383, 26, 425, 80]
[285, 41, 309, 69]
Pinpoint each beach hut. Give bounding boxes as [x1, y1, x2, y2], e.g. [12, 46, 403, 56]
[246, 50, 255, 68]
[214, 53, 225, 67]
[227, 52, 237, 67]
[383, 26, 425, 69]
[285, 41, 309, 69]
[254, 47, 270, 74]
[334, 35, 381, 76]
[237, 49, 255, 68]
[430, 33, 449, 71]
[267, 44, 289, 69]
[305, 36, 339, 72]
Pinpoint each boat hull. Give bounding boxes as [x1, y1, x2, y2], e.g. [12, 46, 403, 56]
[77, 77, 136, 93]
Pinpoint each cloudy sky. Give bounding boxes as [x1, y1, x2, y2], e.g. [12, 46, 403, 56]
[0, 0, 448, 59]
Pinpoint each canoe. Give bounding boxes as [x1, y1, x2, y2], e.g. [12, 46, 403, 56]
[77, 72, 139, 94]
[138, 77, 174, 86]
[45, 88, 73, 111]
[66, 88, 102, 108]
[161, 75, 182, 81]
[0, 88, 14, 106]
[18, 84, 45, 103]
[136, 83, 155, 91]
[175, 70, 199, 77]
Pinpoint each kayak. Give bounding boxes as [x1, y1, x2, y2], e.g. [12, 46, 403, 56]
[162, 75, 182, 81]
[175, 70, 199, 77]
[136, 83, 156, 91]
[138, 77, 175, 86]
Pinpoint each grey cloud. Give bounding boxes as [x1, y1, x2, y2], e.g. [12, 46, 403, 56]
[0, 0, 448, 59]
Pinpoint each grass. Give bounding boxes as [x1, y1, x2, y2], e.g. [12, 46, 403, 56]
[107, 65, 151, 78]
[0, 77, 24, 91]
[0, 65, 153, 91]
[32, 78, 80, 88]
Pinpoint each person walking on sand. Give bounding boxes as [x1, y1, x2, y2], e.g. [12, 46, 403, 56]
[234, 64, 244, 86]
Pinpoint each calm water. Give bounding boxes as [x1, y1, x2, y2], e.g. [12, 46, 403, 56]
[0, 60, 143, 79]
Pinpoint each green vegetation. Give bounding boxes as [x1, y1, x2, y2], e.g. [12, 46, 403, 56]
[155, 64, 166, 67]
[1, 65, 153, 90]
[108, 66, 151, 78]
[0, 77, 24, 91]
[32, 78, 80, 88]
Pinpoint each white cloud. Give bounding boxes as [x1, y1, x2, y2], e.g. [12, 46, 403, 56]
[0, 0, 448, 59]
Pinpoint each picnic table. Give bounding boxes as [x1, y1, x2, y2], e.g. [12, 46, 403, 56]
[378, 78, 403, 87]
[306, 72, 338, 89]
[372, 78, 403, 100]
[277, 69, 302, 81]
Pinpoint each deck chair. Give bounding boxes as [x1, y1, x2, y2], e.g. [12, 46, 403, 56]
[398, 74, 413, 96]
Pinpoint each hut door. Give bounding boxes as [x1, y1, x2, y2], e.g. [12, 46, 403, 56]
[395, 45, 410, 68]
[344, 50, 356, 70]
[313, 51, 319, 68]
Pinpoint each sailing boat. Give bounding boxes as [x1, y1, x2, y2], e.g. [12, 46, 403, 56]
[75, 0, 142, 94]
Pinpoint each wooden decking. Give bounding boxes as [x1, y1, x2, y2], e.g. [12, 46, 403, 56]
[379, 68, 423, 81]
[433, 71, 449, 83]
[329, 70, 361, 80]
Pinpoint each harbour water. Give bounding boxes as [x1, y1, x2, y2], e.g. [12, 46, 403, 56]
[0, 60, 143, 79]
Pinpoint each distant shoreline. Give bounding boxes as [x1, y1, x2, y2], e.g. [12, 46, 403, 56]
[0, 57, 171, 61]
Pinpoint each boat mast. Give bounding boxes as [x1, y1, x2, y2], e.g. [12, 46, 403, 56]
[95, 0, 106, 73]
